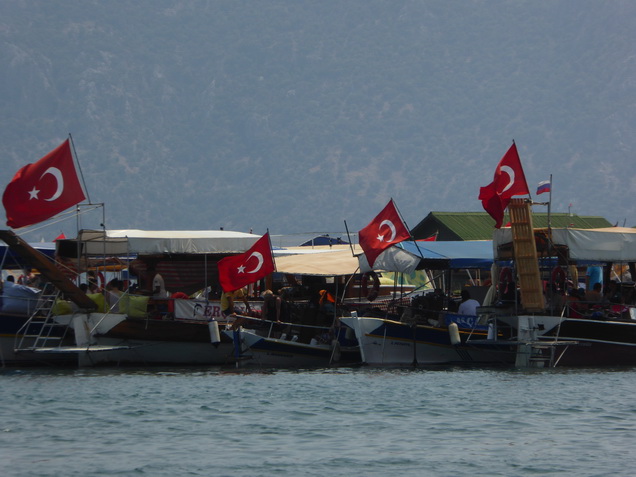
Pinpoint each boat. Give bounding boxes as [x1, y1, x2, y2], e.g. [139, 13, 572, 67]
[222, 242, 431, 367]
[481, 198, 636, 367]
[2, 228, 267, 366]
[0, 233, 93, 366]
[224, 314, 360, 368]
[341, 239, 517, 366]
[222, 244, 364, 367]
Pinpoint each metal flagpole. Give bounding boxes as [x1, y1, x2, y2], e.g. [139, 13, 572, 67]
[393, 200, 425, 261]
[343, 220, 356, 256]
[547, 173, 553, 230]
[68, 133, 91, 204]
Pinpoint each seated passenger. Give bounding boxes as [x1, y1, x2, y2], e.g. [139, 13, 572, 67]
[1, 275, 41, 315]
[565, 288, 584, 318]
[586, 282, 603, 303]
[457, 290, 480, 316]
[104, 279, 123, 312]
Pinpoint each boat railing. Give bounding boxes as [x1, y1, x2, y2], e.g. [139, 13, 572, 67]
[230, 314, 353, 345]
[86, 290, 132, 337]
[13, 283, 67, 352]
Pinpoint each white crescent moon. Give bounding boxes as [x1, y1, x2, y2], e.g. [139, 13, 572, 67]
[40, 167, 64, 201]
[246, 252, 264, 273]
[379, 219, 397, 242]
[500, 165, 515, 193]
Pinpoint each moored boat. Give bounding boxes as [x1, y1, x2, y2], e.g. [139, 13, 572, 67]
[344, 238, 517, 367]
[224, 315, 360, 368]
[482, 198, 636, 367]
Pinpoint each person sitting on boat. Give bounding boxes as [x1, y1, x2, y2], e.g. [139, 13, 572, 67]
[585, 282, 603, 304]
[565, 287, 585, 318]
[603, 280, 623, 304]
[457, 289, 480, 316]
[152, 272, 168, 298]
[221, 287, 251, 317]
[261, 289, 287, 322]
[17, 269, 37, 287]
[318, 289, 336, 315]
[1, 275, 41, 315]
[105, 279, 124, 313]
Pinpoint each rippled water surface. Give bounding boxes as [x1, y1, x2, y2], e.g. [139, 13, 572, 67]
[2, 365, 636, 476]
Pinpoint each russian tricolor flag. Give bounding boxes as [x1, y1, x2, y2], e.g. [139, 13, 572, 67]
[536, 180, 551, 195]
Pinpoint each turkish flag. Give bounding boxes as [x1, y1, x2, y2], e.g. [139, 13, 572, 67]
[218, 233, 275, 292]
[419, 232, 438, 242]
[359, 199, 411, 267]
[3, 139, 87, 229]
[478, 143, 529, 228]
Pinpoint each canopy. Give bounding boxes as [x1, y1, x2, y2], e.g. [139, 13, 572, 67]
[493, 227, 636, 262]
[58, 229, 261, 256]
[398, 240, 494, 269]
[273, 245, 359, 276]
[0, 241, 56, 269]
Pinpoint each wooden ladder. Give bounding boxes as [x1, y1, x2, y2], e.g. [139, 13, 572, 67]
[508, 198, 544, 312]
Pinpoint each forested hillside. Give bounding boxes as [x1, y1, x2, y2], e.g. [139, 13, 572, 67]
[1, 0, 635, 241]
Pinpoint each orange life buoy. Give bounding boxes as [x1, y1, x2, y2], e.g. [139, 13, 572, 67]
[361, 271, 380, 302]
[551, 266, 566, 291]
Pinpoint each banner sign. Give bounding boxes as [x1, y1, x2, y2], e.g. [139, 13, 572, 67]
[174, 299, 262, 321]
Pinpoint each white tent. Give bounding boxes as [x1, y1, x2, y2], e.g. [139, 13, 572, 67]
[493, 227, 636, 262]
[61, 229, 261, 256]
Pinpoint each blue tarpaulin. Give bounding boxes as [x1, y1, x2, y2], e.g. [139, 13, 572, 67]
[0, 242, 56, 269]
[397, 240, 494, 269]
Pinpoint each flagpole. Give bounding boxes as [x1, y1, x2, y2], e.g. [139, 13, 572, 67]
[266, 229, 277, 273]
[343, 220, 356, 257]
[68, 133, 91, 204]
[392, 198, 425, 260]
[547, 173, 552, 230]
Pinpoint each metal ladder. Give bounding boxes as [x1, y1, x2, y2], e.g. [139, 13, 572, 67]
[14, 283, 71, 352]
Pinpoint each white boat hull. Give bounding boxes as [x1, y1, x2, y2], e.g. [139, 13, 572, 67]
[341, 315, 514, 366]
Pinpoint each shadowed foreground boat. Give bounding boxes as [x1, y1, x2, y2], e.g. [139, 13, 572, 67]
[224, 315, 360, 368]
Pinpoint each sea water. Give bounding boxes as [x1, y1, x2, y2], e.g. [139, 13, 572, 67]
[1, 365, 636, 476]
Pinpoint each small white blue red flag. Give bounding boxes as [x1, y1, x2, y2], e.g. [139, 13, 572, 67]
[536, 180, 551, 195]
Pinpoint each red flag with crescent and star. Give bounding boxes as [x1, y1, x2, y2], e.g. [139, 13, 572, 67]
[2, 139, 86, 229]
[478, 143, 529, 228]
[217, 232, 275, 292]
[358, 199, 411, 267]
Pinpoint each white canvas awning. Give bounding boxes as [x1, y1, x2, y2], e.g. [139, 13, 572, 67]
[273, 245, 360, 276]
[493, 227, 636, 262]
[63, 229, 261, 256]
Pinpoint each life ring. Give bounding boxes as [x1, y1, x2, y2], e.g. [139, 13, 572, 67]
[361, 271, 380, 302]
[97, 271, 105, 290]
[551, 266, 566, 291]
[88, 271, 105, 291]
[498, 267, 514, 296]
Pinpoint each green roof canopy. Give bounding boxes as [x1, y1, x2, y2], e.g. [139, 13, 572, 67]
[411, 211, 613, 241]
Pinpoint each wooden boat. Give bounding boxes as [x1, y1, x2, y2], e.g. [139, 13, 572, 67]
[1, 228, 263, 366]
[482, 198, 636, 367]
